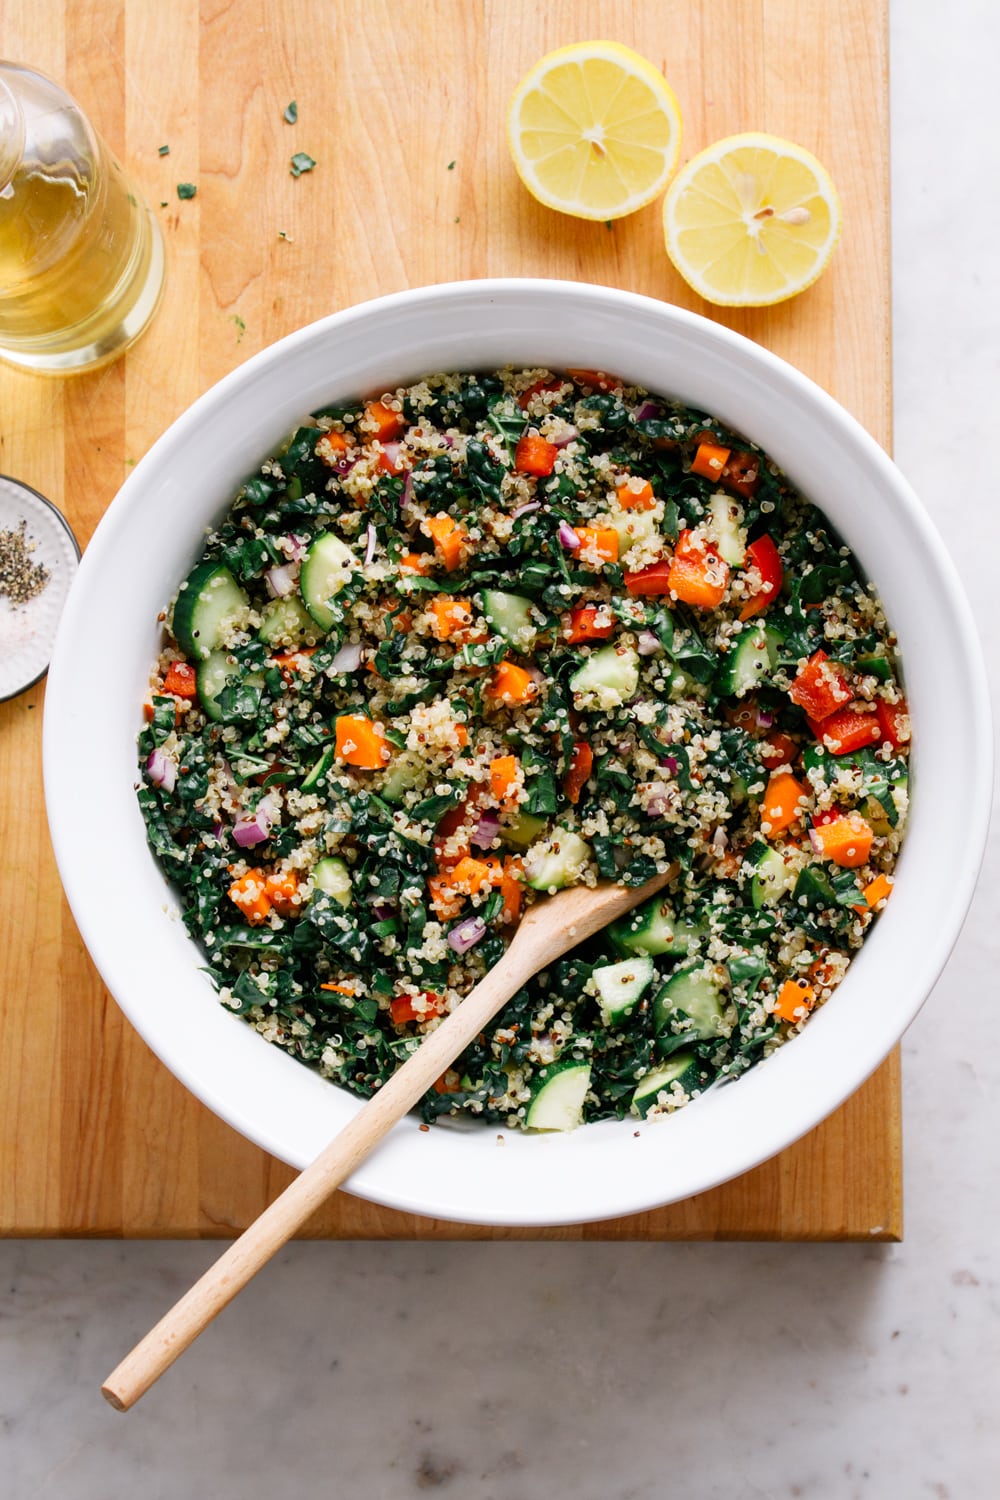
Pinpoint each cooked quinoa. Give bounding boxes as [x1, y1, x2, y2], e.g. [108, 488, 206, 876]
[137, 367, 910, 1129]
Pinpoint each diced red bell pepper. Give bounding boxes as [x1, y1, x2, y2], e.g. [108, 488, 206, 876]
[875, 697, 910, 748]
[562, 741, 594, 805]
[788, 651, 853, 722]
[517, 378, 564, 410]
[390, 991, 445, 1026]
[720, 449, 761, 498]
[667, 530, 729, 609]
[740, 535, 784, 620]
[514, 433, 558, 477]
[564, 604, 615, 643]
[624, 559, 674, 596]
[566, 367, 621, 392]
[760, 731, 800, 771]
[808, 707, 882, 755]
[163, 660, 198, 698]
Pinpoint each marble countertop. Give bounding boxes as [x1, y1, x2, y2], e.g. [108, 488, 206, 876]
[3, 4, 997, 1495]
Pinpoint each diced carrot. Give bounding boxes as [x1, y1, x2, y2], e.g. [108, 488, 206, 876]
[810, 707, 881, 755]
[514, 433, 559, 477]
[615, 476, 655, 511]
[761, 772, 807, 836]
[364, 399, 405, 443]
[334, 713, 390, 770]
[810, 813, 874, 868]
[624, 560, 674, 596]
[564, 604, 615, 643]
[808, 954, 843, 988]
[875, 697, 910, 748]
[428, 874, 464, 919]
[390, 991, 445, 1027]
[566, 367, 621, 391]
[499, 856, 524, 924]
[667, 530, 730, 609]
[860, 873, 894, 909]
[490, 754, 522, 808]
[788, 651, 853, 722]
[163, 660, 197, 698]
[228, 870, 271, 926]
[393, 610, 413, 634]
[562, 741, 594, 805]
[271, 646, 318, 677]
[517, 377, 564, 410]
[433, 798, 476, 866]
[452, 723, 469, 749]
[486, 660, 538, 705]
[448, 856, 493, 895]
[142, 701, 155, 723]
[773, 977, 816, 1023]
[320, 980, 358, 995]
[740, 535, 784, 621]
[317, 430, 350, 465]
[760, 731, 800, 771]
[433, 1068, 463, 1094]
[430, 595, 475, 641]
[573, 526, 620, 563]
[399, 551, 434, 575]
[691, 440, 732, 482]
[423, 513, 469, 571]
[264, 869, 300, 917]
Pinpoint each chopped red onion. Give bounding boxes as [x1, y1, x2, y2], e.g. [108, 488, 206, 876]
[637, 630, 661, 656]
[512, 499, 541, 520]
[634, 401, 662, 423]
[333, 455, 359, 476]
[328, 641, 363, 673]
[146, 748, 176, 793]
[381, 442, 402, 472]
[808, 826, 826, 855]
[441, 433, 455, 449]
[550, 425, 579, 449]
[364, 523, 377, 566]
[233, 794, 278, 849]
[662, 756, 679, 776]
[212, 821, 226, 840]
[558, 521, 581, 551]
[401, 471, 415, 506]
[265, 563, 297, 598]
[372, 902, 395, 922]
[284, 533, 309, 561]
[447, 916, 486, 955]
[471, 810, 502, 849]
[756, 708, 775, 730]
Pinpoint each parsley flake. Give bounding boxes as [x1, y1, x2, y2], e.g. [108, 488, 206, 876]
[158, 144, 170, 156]
[447, 159, 456, 170]
[290, 151, 316, 177]
[177, 182, 197, 200]
[283, 101, 298, 124]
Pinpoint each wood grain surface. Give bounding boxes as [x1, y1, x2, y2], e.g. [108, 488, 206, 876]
[0, 0, 900, 1240]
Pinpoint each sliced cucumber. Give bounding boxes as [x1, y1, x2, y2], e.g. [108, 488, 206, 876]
[525, 1060, 592, 1131]
[715, 622, 782, 697]
[590, 955, 655, 1023]
[301, 743, 336, 793]
[259, 594, 320, 647]
[173, 562, 249, 660]
[523, 828, 591, 892]
[570, 644, 639, 709]
[378, 752, 422, 804]
[300, 532, 356, 631]
[500, 810, 548, 849]
[195, 648, 240, 722]
[631, 1051, 707, 1117]
[481, 590, 536, 649]
[749, 842, 796, 909]
[653, 963, 727, 1042]
[312, 856, 352, 907]
[609, 895, 705, 960]
[707, 492, 746, 566]
[607, 507, 659, 556]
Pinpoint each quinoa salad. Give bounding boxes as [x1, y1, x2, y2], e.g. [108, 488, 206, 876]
[137, 367, 910, 1131]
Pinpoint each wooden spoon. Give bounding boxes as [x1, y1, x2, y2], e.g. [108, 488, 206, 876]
[101, 868, 675, 1410]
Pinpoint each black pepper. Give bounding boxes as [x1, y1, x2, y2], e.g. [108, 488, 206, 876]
[0, 521, 49, 606]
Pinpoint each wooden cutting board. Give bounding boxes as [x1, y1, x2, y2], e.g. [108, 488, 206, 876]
[0, 0, 899, 1240]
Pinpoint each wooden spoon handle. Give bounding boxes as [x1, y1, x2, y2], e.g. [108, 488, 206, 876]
[101, 938, 540, 1412]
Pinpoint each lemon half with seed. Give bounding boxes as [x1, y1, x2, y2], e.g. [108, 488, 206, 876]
[507, 41, 682, 221]
[663, 132, 842, 306]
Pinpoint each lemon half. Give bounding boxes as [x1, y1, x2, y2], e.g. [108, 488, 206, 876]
[507, 41, 682, 221]
[663, 132, 842, 306]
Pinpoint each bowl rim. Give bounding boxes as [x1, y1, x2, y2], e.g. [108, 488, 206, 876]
[43, 277, 994, 1225]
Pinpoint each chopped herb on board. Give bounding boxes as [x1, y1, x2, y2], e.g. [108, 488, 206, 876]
[231, 315, 246, 342]
[447, 159, 456, 169]
[158, 144, 170, 156]
[177, 182, 197, 200]
[283, 101, 298, 124]
[290, 152, 316, 177]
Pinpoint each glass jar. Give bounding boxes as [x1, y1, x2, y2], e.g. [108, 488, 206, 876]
[0, 61, 165, 374]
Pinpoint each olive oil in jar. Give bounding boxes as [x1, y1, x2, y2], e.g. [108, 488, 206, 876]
[0, 62, 164, 374]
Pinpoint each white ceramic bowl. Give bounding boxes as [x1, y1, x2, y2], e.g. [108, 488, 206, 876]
[44, 280, 992, 1226]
